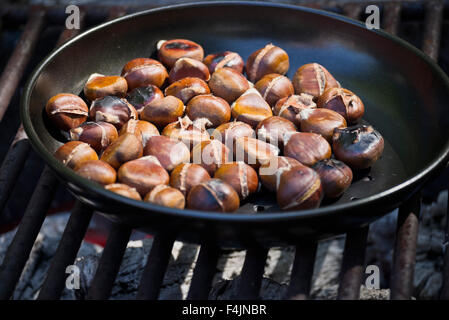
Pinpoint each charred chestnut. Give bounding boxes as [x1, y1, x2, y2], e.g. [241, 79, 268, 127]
[70, 121, 118, 154]
[119, 119, 159, 149]
[144, 135, 190, 171]
[126, 85, 164, 114]
[187, 179, 240, 212]
[83, 74, 128, 101]
[89, 96, 138, 130]
[234, 136, 279, 169]
[273, 94, 316, 127]
[162, 116, 210, 150]
[246, 44, 289, 83]
[168, 57, 210, 84]
[170, 163, 211, 197]
[254, 73, 294, 107]
[144, 185, 185, 209]
[75, 160, 117, 185]
[284, 132, 331, 167]
[298, 108, 347, 142]
[203, 51, 244, 74]
[121, 58, 168, 90]
[259, 156, 302, 192]
[317, 88, 365, 124]
[100, 133, 143, 169]
[208, 67, 250, 104]
[292, 63, 340, 99]
[45, 93, 88, 131]
[164, 77, 210, 104]
[140, 96, 185, 129]
[186, 94, 231, 128]
[105, 183, 142, 200]
[214, 162, 258, 200]
[191, 140, 230, 176]
[256, 116, 297, 148]
[157, 39, 204, 69]
[312, 159, 353, 198]
[231, 88, 273, 128]
[54, 141, 98, 169]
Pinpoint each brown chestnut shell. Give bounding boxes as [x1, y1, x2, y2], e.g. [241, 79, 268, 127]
[203, 51, 244, 74]
[273, 94, 316, 127]
[75, 160, 117, 185]
[170, 163, 211, 197]
[144, 185, 185, 209]
[234, 136, 279, 169]
[187, 178, 240, 213]
[317, 87, 365, 124]
[54, 141, 98, 169]
[246, 44, 289, 83]
[70, 121, 118, 154]
[256, 116, 297, 148]
[191, 140, 230, 176]
[84, 74, 128, 102]
[298, 108, 347, 142]
[283, 132, 331, 167]
[121, 58, 168, 90]
[186, 94, 231, 128]
[45, 93, 88, 131]
[105, 183, 142, 201]
[259, 156, 302, 192]
[100, 133, 143, 170]
[231, 88, 273, 128]
[119, 119, 159, 149]
[292, 63, 340, 99]
[312, 159, 353, 198]
[164, 77, 210, 104]
[144, 135, 190, 171]
[162, 116, 210, 150]
[126, 85, 164, 114]
[254, 73, 294, 107]
[89, 96, 138, 130]
[158, 39, 204, 69]
[140, 96, 185, 129]
[214, 162, 259, 200]
[208, 67, 250, 104]
[211, 121, 256, 153]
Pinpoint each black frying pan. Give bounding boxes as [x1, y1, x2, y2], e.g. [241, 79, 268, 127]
[21, 2, 449, 248]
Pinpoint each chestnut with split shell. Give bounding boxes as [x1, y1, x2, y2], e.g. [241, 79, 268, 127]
[162, 116, 210, 150]
[214, 162, 259, 200]
[105, 183, 142, 201]
[312, 159, 353, 198]
[254, 73, 294, 107]
[191, 139, 230, 176]
[208, 67, 250, 104]
[144, 185, 185, 209]
[317, 87, 365, 124]
[259, 156, 302, 192]
[140, 96, 185, 129]
[187, 178, 240, 213]
[256, 116, 297, 148]
[121, 58, 168, 90]
[70, 121, 118, 154]
[283, 132, 331, 167]
[126, 85, 164, 114]
[89, 95, 138, 130]
[186, 94, 231, 128]
[54, 141, 98, 169]
[144, 135, 190, 172]
[231, 88, 273, 128]
[100, 133, 143, 169]
[83, 74, 128, 101]
[119, 119, 159, 149]
[298, 108, 347, 142]
[75, 160, 117, 185]
[292, 63, 340, 99]
[157, 39, 204, 69]
[234, 136, 279, 169]
[273, 94, 316, 127]
[168, 57, 210, 84]
[164, 77, 210, 104]
[211, 121, 255, 153]
[203, 51, 244, 74]
[170, 163, 211, 197]
[246, 44, 289, 83]
[45, 93, 88, 131]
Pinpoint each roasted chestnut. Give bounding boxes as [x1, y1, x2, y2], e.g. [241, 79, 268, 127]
[117, 155, 169, 196]
[144, 185, 185, 209]
[54, 141, 98, 169]
[231, 88, 273, 128]
[89, 96, 138, 130]
[332, 125, 384, 170]
[105, 183, 142, 201]
[191, 140, 230, 175]
[259, 156, 302, 192]
[208, 67, 250, 104]
[126, 85, 164, 114]
[298, 108, 347, 142]
[203, 51, 244, 74]
[284, 132, 331, 167]
[100, 133, 143, 169]
[234, 136, 279, 169]
[187, 179, 240, 212]
[119, 119, 159, 149]
[70, 121, 118, 154]
[144, 135, 190, 171]
[121, 58, 168, 90]
[277, 165, 323, 211]
[45, 93, 88, 131]
[157, 39, 204, 69]
[317, 87, 365, 124]
[75, 160, 117, 185]
[273, 94, 316, 127]
[246, 44, 289, 83]
[168, 57, 210, 84]
[214, 162, 258, 200]
[186, 94, 231, 127]
[211, 121, 256, 152]
[140, 96, 185, 129]
[170, 163, 211, 197]
[254, 73, 294, 107]
[83, 74, 128, 101]
[312, 159, 353, 198]
[255, 116, 297, 148]
[162, 116, 210, 150]
[164, 77, 210, 104]
[292, 63, 340, 99]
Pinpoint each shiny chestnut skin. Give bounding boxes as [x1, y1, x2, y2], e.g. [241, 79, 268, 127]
[284, 132, 331, 167]
[186, 94, 231, 128]
[140, 96, 185, 129]
[89, 96, 138, 130]
[332, 125, 384, 170]
[277, 165, 323, 211]
[211, 121, 255, 152]
[54, 141, 98, 169]
[203, 51, 244, 74]
[105, 183, 142, 201]
[254, 73, 294, 107]
[144, 185, 185, 209]
[246, 44, 289, 83]
[298, 108, 347, 142]
[191, 140, 230, 176]
[231, 88, 273, 128]
[126, 85, 164, 114]
[292, 63, 340, 99]
[157, 39, 204, 69]
[144, 135, 190, 171]
[119, 119, 159, 149]
[170, 163, 211, 197]
[121, 58, 168, 90]
[256, 116, 297, 148]
[168, 57, 210, 84]
[214, 162, 258, 200]
[70, 121, 118, 154]
[234, 136, 279, 169]
[187, 179, 240, 213]
[164, 77, 210, 104]
[317, 87, 365, 124]
[208, 67, 250, 104]
[273, 94, 316, 127]
[259, 156, 302, 192]
[100, 133, 143, 169]
[83, 74, 128, 101]
[75, 160, 117, 185]
[312, 159, 353, 198]
[45, 93, 88, 131]
[162, 116, 210, 150]
[118, 155, 169, 196]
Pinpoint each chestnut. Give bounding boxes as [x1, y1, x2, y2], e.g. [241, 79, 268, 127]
[231, 88, 273, 128]
[203, 51, 244, 74]
[246, 44, 289, 83]
[187, 179, 240, 213]
[191, 140, 230, 176]
[298, 108, 347, 142]
[208, 67, 250, 104]
[332, 125, 384, 170]
[126, 85, 164, 114]
[117, 155, 169, 196]
[121, 58, 168, 90]
[214, 162, 258, 200]
[157, 39, 204, 69]
[170, 163, 211, 196]
[83, 74, 128, 101]
[144, 135, 190, 171]
[70, 121, 118, 154]
[284, 132, 331, 167]
[162, 116, 210, 150]
[45, 93, 88, 131]
[186, 94, 231, 127]
[164, 77, 210, 104]
[144, 185, 186, 209]
[259, 156, 302, 192]
[89, 96, 138, 130]
[168, 57, 210, 84]
[54, 141, 98, 169]
[140, 96, 185, 129]
[75, 160, 117, 185]
[234, 136, 279, 169]
[312, 159, 353, 198]
[255, 116, 297, 148]
[100, 133, 143, 169]
[317, 87, 365, 124]
[104, 183, 142, 201]
[277, 165, 323, 211]
[292, 63, 340, 99]
[211, 121, 255, 153]
[254, 73, 294, 107]
[119, 119, 159, 149]
[273, 94, 316, 127]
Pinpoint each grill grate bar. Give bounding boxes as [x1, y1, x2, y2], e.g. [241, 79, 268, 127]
[383, 2, 402, 35]
[422, 0, 444, 61]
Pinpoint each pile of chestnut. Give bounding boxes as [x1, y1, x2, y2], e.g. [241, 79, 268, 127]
[45, 39, 384, 213]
